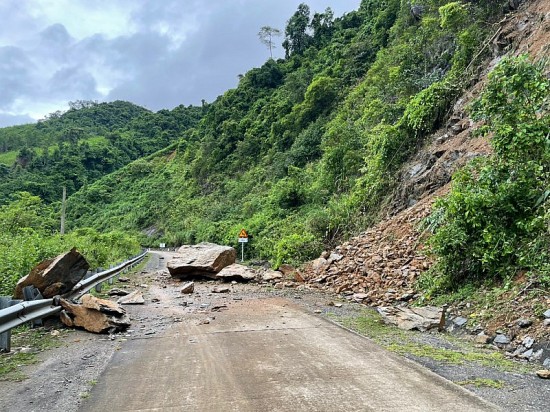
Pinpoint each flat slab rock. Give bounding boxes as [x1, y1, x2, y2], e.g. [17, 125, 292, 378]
[377, 306, 442, 331]
[59, 295, 130, 334]
[117, 290, 145, 305]
[216, 264, 257, 281]
[167, 243, 236, 279]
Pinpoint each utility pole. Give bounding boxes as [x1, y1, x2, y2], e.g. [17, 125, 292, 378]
[60, 186, 66, 235]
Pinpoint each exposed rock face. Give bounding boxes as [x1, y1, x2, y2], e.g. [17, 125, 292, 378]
[14, 248, 89, 299]
[167, 243, 236, 279]
[216, 264, 256, 281]
[377, 306, 442, 331]
[59, 295, 130, 333]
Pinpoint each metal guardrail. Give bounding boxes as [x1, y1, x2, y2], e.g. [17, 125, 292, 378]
[0, 251, 147, 347]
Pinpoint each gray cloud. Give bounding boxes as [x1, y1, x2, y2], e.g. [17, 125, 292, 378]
[0, 46, 35, 108]
[0, 113, 34, 126]
[0, 0, 361, 126]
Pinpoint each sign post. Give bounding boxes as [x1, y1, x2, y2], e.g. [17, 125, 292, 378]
[238, 229, 248, 262]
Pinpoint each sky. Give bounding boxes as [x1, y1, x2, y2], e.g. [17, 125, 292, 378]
[0, 0, 361, 127]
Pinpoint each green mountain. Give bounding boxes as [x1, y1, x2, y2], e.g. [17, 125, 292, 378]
[0, 100, 203, 203]
[1, 0, 546, 298]
[67, 0, 516, 264]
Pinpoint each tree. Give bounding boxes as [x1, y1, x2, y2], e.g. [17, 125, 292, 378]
[283, 3, 312, 58]
[258, 26, 282, 59]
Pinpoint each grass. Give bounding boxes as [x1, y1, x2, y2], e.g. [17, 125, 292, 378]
[457, 378, 505, 389]
[330, 308, 533, 373]
[0, 325, 63, 381]
[90, 254, 150, 298]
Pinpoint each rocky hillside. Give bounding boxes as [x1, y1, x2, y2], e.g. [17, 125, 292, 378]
[303, 0, 549, 344]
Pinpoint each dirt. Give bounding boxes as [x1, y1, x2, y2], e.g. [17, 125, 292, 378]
[0, 251, 548, 411]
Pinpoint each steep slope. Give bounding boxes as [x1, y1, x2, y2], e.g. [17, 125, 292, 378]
[303, 0, 549, 337]
[68, 0, 517, 264]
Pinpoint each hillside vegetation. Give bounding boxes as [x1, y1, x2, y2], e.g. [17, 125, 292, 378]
[0, 0, 547, 297]
[0, 100, 203, 203]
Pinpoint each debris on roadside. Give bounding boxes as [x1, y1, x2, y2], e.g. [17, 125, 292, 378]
[59, 295, 130, 333]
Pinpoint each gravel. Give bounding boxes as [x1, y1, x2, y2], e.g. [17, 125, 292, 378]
[1, 252, 548, 411]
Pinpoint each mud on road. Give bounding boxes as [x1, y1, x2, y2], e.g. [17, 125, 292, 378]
[0, 252, 547, 411]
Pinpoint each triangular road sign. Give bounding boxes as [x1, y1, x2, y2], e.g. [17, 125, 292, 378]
[238, 229, 248, 238]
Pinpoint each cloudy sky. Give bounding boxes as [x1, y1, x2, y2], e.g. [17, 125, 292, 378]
[0, 0, 361, 127]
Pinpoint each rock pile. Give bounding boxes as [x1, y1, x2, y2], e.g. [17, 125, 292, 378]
[303, 198, 435, 306]
[59, 295, 130, 333]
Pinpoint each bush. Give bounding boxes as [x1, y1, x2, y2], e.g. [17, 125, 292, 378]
[427, 56, 549, 289]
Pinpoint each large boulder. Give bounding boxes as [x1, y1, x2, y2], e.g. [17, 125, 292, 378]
[216, 264, 257, 281]
[59, 295, 130, 333]
[14, 248, 89, 299]
[167, 243, 236, 279]
[377, 306, 442, 331]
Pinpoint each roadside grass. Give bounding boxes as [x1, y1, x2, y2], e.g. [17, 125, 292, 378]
[329, 308, 534, 374]
[91, 254, 151, 298]
[456, 378, 505, 389]
[0, 326, 63, 381]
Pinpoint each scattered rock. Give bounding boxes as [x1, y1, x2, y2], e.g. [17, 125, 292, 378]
[59, 295, 130, 333]
[517, 318, 533, 328]
[118, 277, 130, 283]
[452, 317, 468, 327]
[278, 264, 297, 277]
[543, 358, 550, 368]
[352, 293, 370, 302]
[377, 306, 442, 331]
[181, 282, 195, 294]
[108, 288, 129, 296]
[543, 309, 550, 319]
[475, 333, 491, 344]
[262, 270, 283, 282]
[167, 243, 236, 279]
[519, 349, 533, 359]
[310, 258, 329, 274]
[117, 290, 145, 305]
[531, 349, 543, 361]
[14, 248, 89, 299]
[522, 336, 535, 349]
[212, 286, 230, 293]
[493, 334, 511, 345]
[216, 264, 256, 281]
[536, 370, 550, 379]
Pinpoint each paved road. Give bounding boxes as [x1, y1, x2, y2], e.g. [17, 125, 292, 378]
[80, 262, 498, 412]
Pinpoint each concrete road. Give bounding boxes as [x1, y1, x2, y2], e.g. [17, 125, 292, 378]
[80, 295, 497, 411]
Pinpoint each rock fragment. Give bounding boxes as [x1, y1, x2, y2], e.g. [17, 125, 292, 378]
[216, 264, 256, 281]
[181, 282, 195, 294]
[59, 295, 130, 333]
[117, 290, 145, 305]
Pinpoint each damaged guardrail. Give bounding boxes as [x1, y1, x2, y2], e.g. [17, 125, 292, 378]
[0, 250, 147, 351]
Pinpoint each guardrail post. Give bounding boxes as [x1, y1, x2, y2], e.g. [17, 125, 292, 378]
[22, 286, 43, 328]
[1, 297, 12, 352]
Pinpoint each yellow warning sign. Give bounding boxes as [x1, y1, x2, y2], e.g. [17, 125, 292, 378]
[238, 229, 248, 238]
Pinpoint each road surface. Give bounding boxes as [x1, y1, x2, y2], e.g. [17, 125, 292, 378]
[81, 254, 497, 411]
